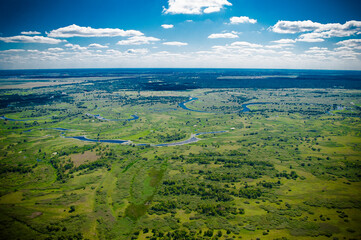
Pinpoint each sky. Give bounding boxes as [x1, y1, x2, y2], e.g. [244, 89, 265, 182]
[0, 0, 361, 70]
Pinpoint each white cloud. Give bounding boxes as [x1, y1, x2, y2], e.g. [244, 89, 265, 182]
[203, 6, 221, 13]
[207, 40, 361, 68]
[305, 47, 330, 55]
[208, 33, 238, 39]
[297, 30, 354, 42]
[272, 39, 296, 44]
[271, 20, 321, 34]
[2, 43, 360, 70]
[266, 44, 294, 49]
[272, 20, 361, 42]
[210, 40, 297, 58]
[335, 39, 361, 52]
[336, 39, 361, 49]
[0, 49, 25, 53]
[231, 41, 263, 48]
[296, 33, 324, 42]
[21, 31, 41, 35]
[161, 24, 174, 29]
[48, 47, 63, 51]
[230, 16, 257, 24]
[47, 24, 143, 38]
[0, 35, 64, 44]
[163, 41, 188, 46]
[163, 0, 232, 14]
[320, 21, 361, 35]
[302, 46, 361, 60]
[65, 43, 87, 50]
[117, 36, 160, 45]
[126, 48, 149, 54]
[106, 49, 122, 55]
[88, 43, 108, 48]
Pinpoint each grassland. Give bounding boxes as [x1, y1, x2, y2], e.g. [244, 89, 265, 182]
[0, 84, 360, 240]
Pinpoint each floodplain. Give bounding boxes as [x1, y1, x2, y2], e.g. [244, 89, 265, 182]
[0, 69, 360, 240]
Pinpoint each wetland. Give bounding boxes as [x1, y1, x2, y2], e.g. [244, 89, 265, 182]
[0, 69, 360, 240]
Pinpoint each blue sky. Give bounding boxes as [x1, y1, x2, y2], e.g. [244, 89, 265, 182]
[0, 0, 361, 69]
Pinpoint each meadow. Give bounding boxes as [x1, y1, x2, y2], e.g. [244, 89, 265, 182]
[0, 74, 360, 240]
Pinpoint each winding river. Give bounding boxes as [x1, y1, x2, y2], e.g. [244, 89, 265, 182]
[4, 98, 263, 146]
[0, 116, 41, 121]
[241, 102, 268, 113]
[64, 136, 129, 144]
[1, 114, 139, 122]
[86, 113, 139, 121]
[48, 127, 72, 131]
[154, 131, 226, 147]
[64, 131, 227, 147]
[178, 98, 207, 112]
[178, 98, 268, 113]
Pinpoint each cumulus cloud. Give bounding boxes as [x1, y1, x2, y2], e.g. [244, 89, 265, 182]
[271, 20, 361, 42]
[272, 39, 296, 44]
[231, 41, 262, 48]
[0, 49, 26, 53]
[2, 41, 360, 70]
[266, 44, 294, 49]
[21, 31, 41, 35]
[296, 33, 324, 42]
[209, 39, 361, 67]
[117, 36, 160, 45]
[163, 0, 232, 14]
[336, 39, 361, 52]
[47, 24, 143, 38]
[48, 47, 64, 51]
[273, 20, 361, 34]
[230, 16, 257, 24]
[161, 24, 174, 29]
[303, 46, 361, 60]
[0, 35, 64, 44]
[65, 43, 87, 50]
[212, 42, 276, 56]
[210, 40, 299, 58]
[203, 6, 222, 13]
[337, 39, 361, 48]
[304, 47, 330, 55]
[88, 43, 108, 48]
[208, 32, 238, 39]
[297, 29, 359, 42]
[271, 20, 321, 34]
[163, 41, 188, 46]
[106, 49, 122, 55]
[126, 48, 149, 54]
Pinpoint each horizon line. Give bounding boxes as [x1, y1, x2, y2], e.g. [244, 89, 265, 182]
[1, 67, 361, 72]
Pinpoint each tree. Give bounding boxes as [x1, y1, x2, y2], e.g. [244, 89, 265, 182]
[69, 205, 75, 213]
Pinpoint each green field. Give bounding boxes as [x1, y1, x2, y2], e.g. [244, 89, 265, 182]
[0, 86, 361, 240]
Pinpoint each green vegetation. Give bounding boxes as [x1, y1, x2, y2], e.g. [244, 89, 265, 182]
[0, 83, 361, 240]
